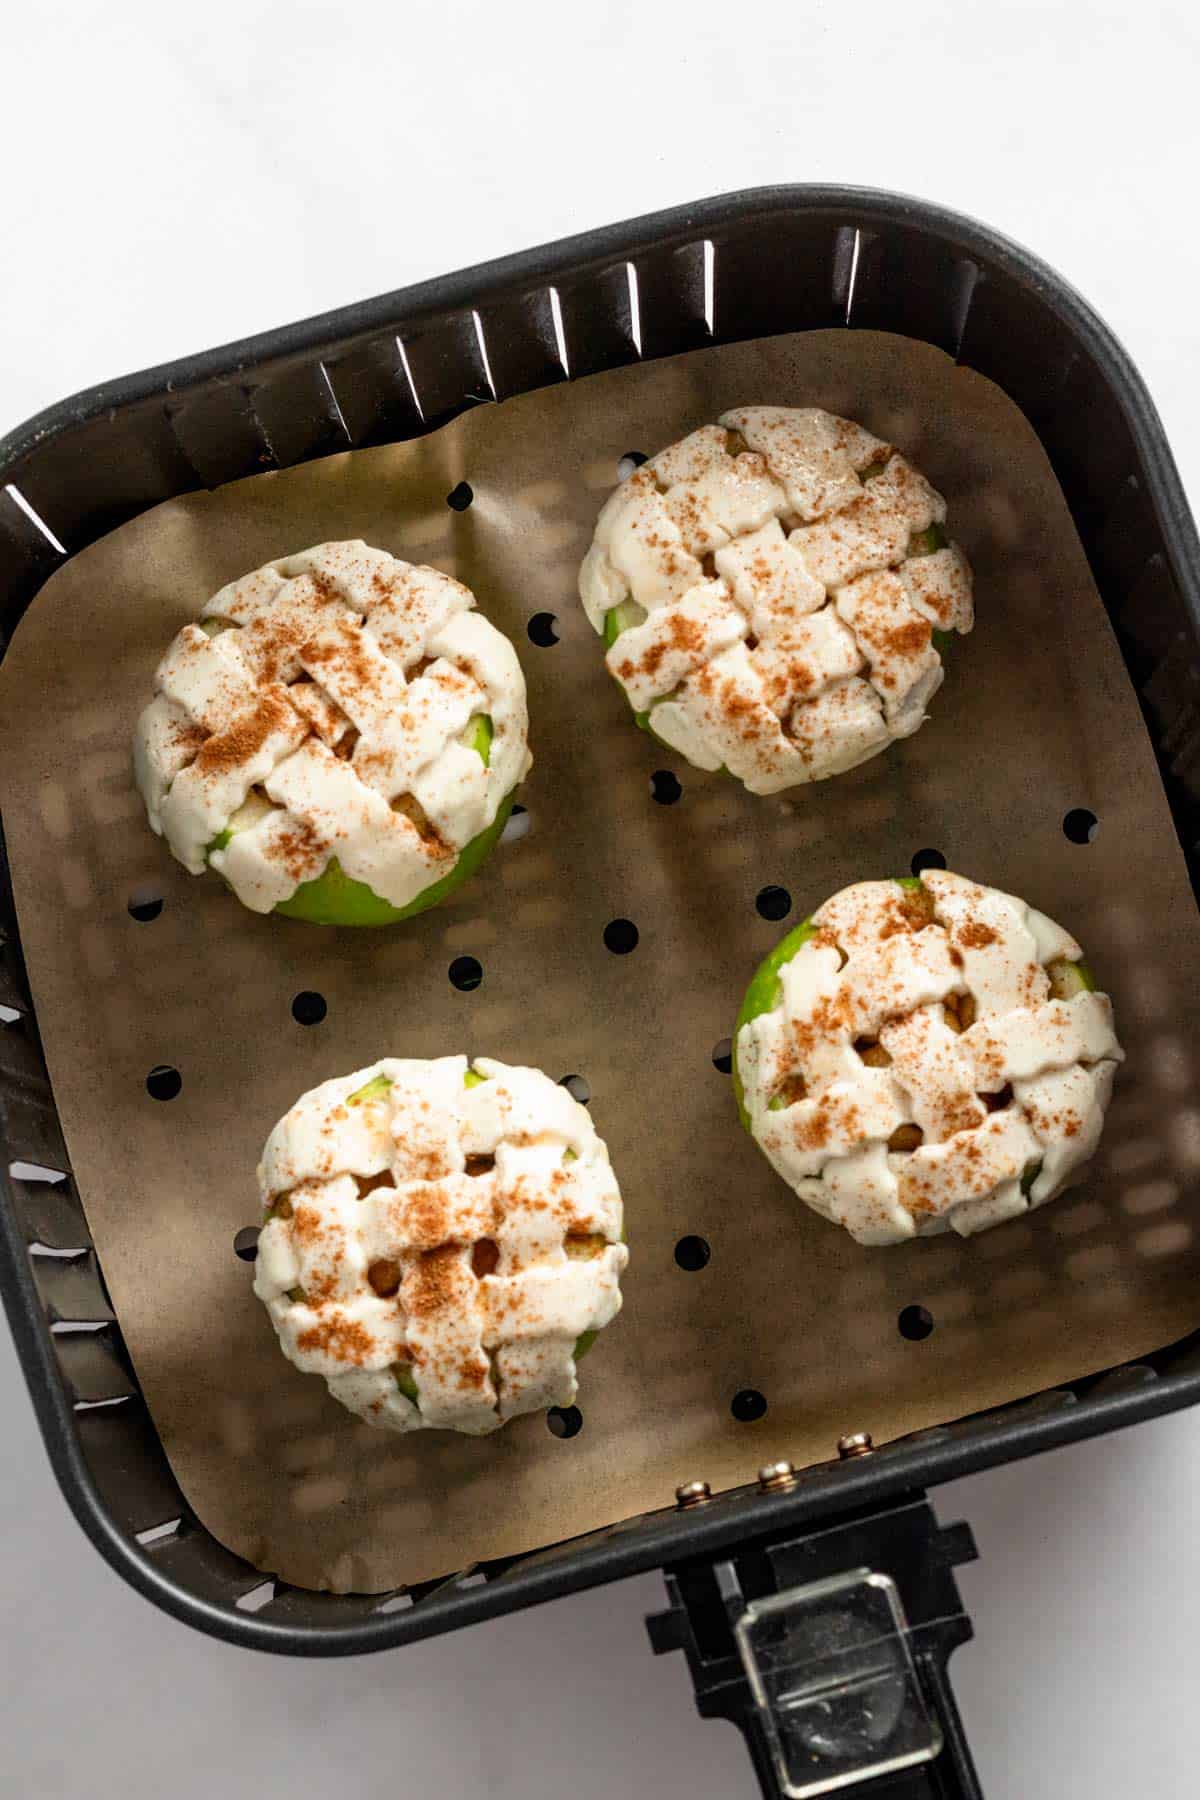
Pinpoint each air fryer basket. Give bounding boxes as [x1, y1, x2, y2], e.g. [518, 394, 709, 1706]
[2, 186, 1199, 1793]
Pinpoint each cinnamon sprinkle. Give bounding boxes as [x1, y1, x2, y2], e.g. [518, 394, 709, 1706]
[405, 1244, 464, 1318]
[193, 687, 297, 778]
[295, 1315, 376, 1364]
[957, 919, 999, 950]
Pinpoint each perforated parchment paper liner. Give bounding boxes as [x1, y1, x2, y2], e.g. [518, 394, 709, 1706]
[1, 328, 1197, 1595]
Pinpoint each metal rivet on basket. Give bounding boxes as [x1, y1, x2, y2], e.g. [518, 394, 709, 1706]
[757, 1460, 798, 1493]
[675, 1479, 712, 1509]
[837, 1431, 875, 1459]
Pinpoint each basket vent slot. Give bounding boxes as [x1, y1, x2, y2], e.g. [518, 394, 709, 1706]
[9, 1160, 68, 1185]
[236, 1579, 277, 1614]
[2, 484, 67, 556]
[375, 1590, 413, 1614]
[471, 311, 498, 402]
[547, 285, 570, 377]
[136, 1517, 182, 1548]
[625, 262, 643, 357]
[396, 335, 424, 420]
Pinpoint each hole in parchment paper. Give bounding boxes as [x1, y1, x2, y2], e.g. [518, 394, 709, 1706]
[547, 1405, 583, 1439]
[756, 885, 792, 922]
[527, 612, 559, 647]
[446, 481, 473, 511]
[650, 770, 682, 805]
[291, 990, 327, 1026]
[501, 802, 531, 845]
[674, 1235, 711, 1271]
[711, 1038, 732, 1074]
[449, 956, 483, 992]
[145, 1065, 182, 1101]
[910, 848, 946, 875]
[617, 451, 648, 479]
[898, 1304, 935, 1341]
[603, 918, 639, 955]
[127, 885, 163, 922]
[234, 1227, 260, 1262]
[731, 1388, 767, 1423]
[559, 1074, 591, 1105]
[1063, 808, 1099, 844]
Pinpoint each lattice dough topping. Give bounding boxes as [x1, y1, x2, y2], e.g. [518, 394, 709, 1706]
[736, 872, 1123, 1244]
[134, 542, 531, 913]
[579, 408, 974, 794]
[253, 1057, 628, 1435]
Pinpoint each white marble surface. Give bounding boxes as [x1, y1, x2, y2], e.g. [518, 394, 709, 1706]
[2, 3, 1198, 1795]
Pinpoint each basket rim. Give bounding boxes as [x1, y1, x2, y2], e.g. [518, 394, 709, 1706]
[3, 181, 1199, 1654]
[0, 181, 1195, 581]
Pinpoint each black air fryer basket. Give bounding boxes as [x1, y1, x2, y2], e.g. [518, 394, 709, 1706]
[2, 188, 1198, 1800]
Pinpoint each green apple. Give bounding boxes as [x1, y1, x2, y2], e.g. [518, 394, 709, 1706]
[733, 877, 1099, 1130]
[210, 715, 512, 926]
[348, 1067, 486, 1106]
[601, 519, 952, 744]
[603, 600, 647, 648]
[906, 527, 953, 654]
[859, 457, 890, 483]
[342, 1062, 616, 1382]
[603, 603, 665, 735]
[873, 516, 952, 650]
[908, 521, 948, 558]
[393, 1364, 419, 1403]
[275, 794, 514, 926]
[570, 1220, 628, 1364]
[208, 783, 274, 854]
[460, 714, 493, 765]
[347, 1071, 394, 1106]
[1048, 957, 1095, 999]
[731, 915, 819, 1128]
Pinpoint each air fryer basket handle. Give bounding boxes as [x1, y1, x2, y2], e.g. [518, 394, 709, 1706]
[647, 1491, 983, 1798]
[733, 1670, 980, 1800]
